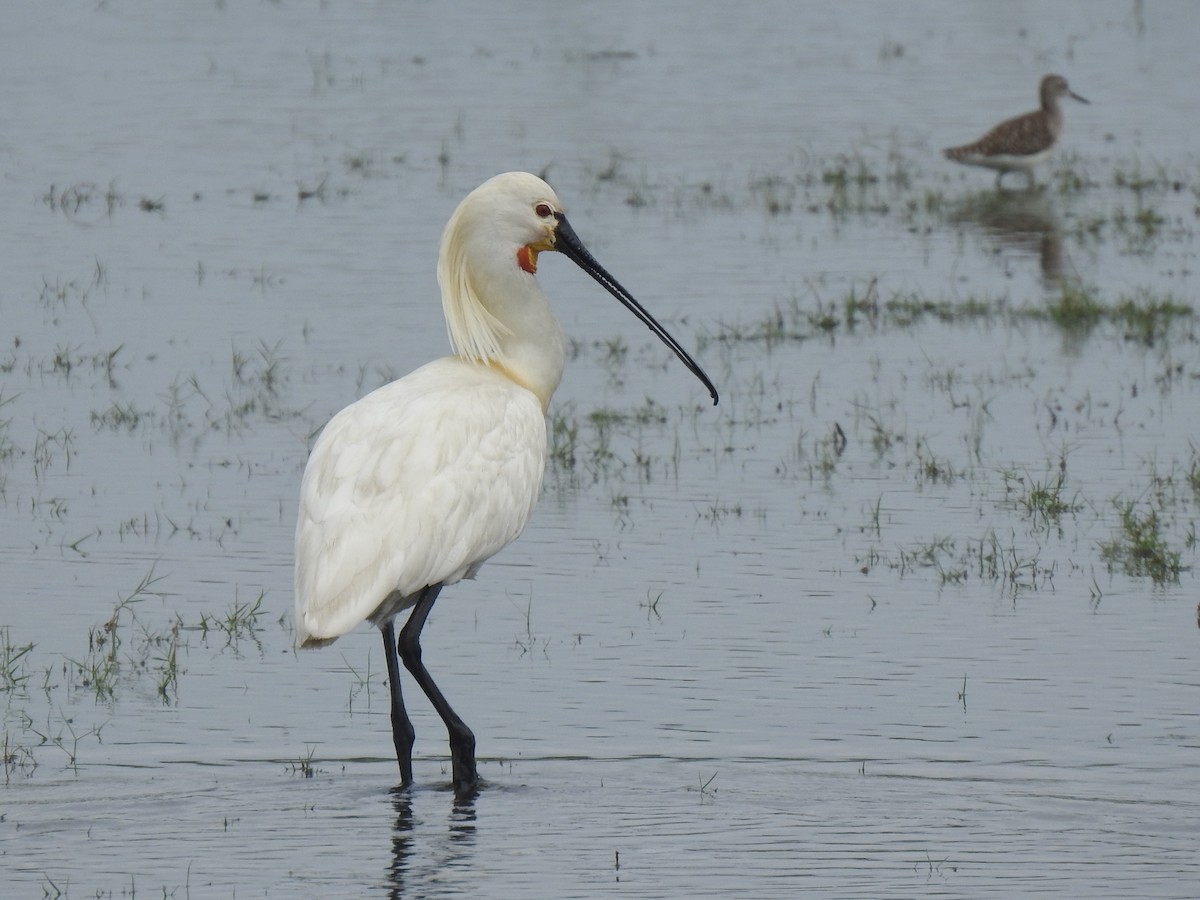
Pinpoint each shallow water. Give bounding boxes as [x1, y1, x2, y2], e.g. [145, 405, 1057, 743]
[2, 1, 1199, 897]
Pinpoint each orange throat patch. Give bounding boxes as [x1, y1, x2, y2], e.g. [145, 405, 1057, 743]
[516, 244, 539, 274]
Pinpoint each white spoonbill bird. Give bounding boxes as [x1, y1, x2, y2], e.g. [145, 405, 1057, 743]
[295, 172, 718, 793]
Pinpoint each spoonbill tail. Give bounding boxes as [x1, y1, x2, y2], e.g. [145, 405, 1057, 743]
[294, 172, 718, 793]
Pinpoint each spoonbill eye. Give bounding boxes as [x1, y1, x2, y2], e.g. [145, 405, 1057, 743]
[535, 203, 553, 218]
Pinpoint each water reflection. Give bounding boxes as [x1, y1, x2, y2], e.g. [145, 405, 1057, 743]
[387, 787, 478, 898]
[387, 789, 414, 897]
[449, 793, 479, 842]
[949, 190, 1067, 286]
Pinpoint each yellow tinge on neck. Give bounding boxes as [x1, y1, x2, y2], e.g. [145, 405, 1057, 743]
[484, 358, 551, 412]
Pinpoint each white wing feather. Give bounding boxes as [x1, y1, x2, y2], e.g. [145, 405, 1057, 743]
[294, 357, 546, 646]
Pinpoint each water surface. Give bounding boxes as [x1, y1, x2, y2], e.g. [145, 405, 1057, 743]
[2, 2, 1198, 896]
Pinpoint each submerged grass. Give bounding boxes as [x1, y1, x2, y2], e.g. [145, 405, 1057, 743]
[1004, 468, 1082, 534]
[0, 627, 34, 694]
[700, 278, 1193, 349]
[1100, 500, 1184, 584]
[855, 446, 1193, 597]
[197, 590, 268, 649]
[547, 394, 683, 486]
[3, 568, 278, 775]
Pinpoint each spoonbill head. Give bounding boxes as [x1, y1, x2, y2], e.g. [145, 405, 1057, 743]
[294, 172, 717, 793]
[438, 171, 718, 409]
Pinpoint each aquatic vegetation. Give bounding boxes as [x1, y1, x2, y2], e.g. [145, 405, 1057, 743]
[288, 744, 321, 778]
[1100, 499, 1184, 584]
[696, 275, 1179, 352]
[0, 627, 34, 694]
[1187, 445, 1200, 500]
[911, 437, 959, 486]
[698, 500, 744, 525]
[90, 400, 152, 433]
[1042, 281, 1105, 333]
[696, 296, 811, 349]
[687, 770, 719, 801]
[1112, 159, 1184, 195]
[511, 590, 550, 660]
[42, 180, 122, 223]
[2, 730, 38, 781]
[1, 568, 280, 773]
[1048, 152, 1096, 194]
[297, 172, 330, 203]
[1112, 289, 1193, 345]
[545, 392, 683, 486]
[547, 404, 580, 473]
[196, 590, 268, 649]
[64, 567, 172, 703]
[1004, 468, 1082, 534]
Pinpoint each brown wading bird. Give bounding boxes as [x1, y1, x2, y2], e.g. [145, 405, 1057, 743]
[293, 172, 718, 794]
[943, 74, 1089, 189]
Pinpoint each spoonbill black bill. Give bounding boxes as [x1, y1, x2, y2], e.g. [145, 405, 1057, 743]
[294, 171, 718, 793]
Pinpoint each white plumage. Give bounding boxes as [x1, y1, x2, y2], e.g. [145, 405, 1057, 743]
[293, 172, 717, 794]
[295, 359, 544, 645]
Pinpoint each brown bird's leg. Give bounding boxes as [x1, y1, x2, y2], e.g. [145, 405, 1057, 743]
[398, 584, 478, 794]
[382, 619, 415, 786]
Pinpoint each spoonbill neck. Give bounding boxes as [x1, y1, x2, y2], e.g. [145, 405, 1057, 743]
[438, 234, 566, 411]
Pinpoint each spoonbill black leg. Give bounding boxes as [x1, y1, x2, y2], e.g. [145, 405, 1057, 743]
[397, 584, 478, 792]
[382, 619, 416, 785]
